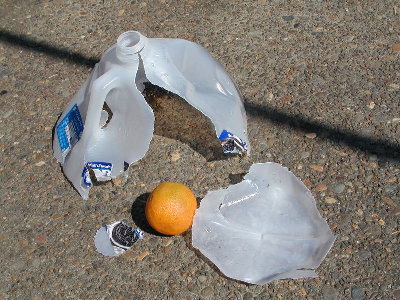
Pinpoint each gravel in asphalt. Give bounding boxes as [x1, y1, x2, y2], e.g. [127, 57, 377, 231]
[0, 0, 399, 299]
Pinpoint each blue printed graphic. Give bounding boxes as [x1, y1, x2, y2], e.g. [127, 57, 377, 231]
[81, 162, 113, 188]
[86, 162, 113, 176]
[218, 130, 247, 154]
[81, 166, 92, 187]
[57, 104, 84, 156]
[218, 129, 231, 141]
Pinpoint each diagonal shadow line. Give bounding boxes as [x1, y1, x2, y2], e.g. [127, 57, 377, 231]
[0, 29, 99, 68]
[1, 29, 399, 163]
[245, 102, 400, 162]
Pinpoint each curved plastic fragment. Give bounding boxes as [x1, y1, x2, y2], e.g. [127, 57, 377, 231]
[192, 163, 335, 285]
[53, 31, 249, 199]
[140, 37, 249, 154]
[94, 221, 144, 257]
[53, 34, 154, 199]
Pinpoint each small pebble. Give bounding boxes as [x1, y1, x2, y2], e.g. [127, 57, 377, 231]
[315, 184, 327, 191]
[333, 183, 346, 194]
[392, 43, 400, 52]
[305, 133, 317, 139]
[351, 286, 365, 300]
[325, 197, 337, 204]
[389, 83, 400, 89]
[137, 251, 150, 261]
[381, 196, 397, 207]
[36, 235, 47, 244]
[359, 250, 371, 261]
[321, 286, 339, 300]
[200, 286, 214, 298]
[0, 233, 9, 241]
[368, 154, 378, 161]
[301, 151, 310, 159]
[299, 288, 307, 297]
[162, 238, 173, 247]
[35, 161, 46, 167]
[310, 164, 324, 172]
[369, 161, 378, 168]
[302, 178, 312, 189]
[3, 110, 13, 118]
[112, 178, 122, 186]
[282, 15, 294, 21]
[243, 292, 254, 300]
[384, 185, 398, 194]
[170, 151, 181, 162]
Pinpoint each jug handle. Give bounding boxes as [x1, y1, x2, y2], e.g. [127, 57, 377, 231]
[83, 71, 122, 137]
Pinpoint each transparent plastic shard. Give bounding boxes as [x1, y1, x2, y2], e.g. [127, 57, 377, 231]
[53, 31, 249, 199]
[192, 163, 335, 285]
[94, 221, 144, 257]
[140, 36, 249, 155]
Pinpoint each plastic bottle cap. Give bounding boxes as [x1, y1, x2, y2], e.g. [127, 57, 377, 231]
[116, 31, 146, 62]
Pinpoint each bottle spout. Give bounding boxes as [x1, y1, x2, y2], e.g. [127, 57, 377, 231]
[116, 31, 147, 62]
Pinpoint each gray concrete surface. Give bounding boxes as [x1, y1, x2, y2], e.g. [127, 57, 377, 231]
[0, 0, 399, 299]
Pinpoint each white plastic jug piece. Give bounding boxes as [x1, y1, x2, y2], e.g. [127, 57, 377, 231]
[192, 162, 335, 285]
[53, 31, 249, 199]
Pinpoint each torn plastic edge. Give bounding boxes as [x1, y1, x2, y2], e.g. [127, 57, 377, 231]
[57, 90, 246, 197]
[192, 162, 336, 285]
[218, 129, 248, 155]
[94, 221, 144, 257]
[55, 31, 250, 199]
[81, 162, 113, 188]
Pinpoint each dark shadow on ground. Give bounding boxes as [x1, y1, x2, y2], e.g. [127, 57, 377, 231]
[131, 192, 166, 237]
[0, 29, 99, 68]
[228, 173, 247, 184]
[245, 102, 400, 163]
[144, 83, 226, 161]
[3, 29, 399, 163]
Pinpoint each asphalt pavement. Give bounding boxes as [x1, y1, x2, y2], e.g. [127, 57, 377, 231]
[0, 0, 399, 299]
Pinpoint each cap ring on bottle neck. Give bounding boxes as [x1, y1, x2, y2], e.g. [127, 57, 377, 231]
[116, 31, 146, 62]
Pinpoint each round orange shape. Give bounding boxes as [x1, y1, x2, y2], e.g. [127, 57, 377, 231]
[145, 182, 197, 235]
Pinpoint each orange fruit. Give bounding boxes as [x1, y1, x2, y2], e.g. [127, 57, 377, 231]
[145, 182, 197, 235]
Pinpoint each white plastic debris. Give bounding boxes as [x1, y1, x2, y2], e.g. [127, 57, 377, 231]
[94, 221, 144, 257]
[53, 31, 249, 199]
[192, 163, 335, 285]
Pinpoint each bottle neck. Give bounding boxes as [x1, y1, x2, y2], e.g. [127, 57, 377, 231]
[116, 31, 147, 63]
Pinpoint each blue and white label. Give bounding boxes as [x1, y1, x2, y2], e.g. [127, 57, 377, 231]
[81, 166, 92, 187]
[81, 162, 113, 187]
[56, 104, 84, 158]
[218, 130, 247, 154]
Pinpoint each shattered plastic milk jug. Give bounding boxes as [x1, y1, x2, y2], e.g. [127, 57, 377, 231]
[192, 162, 335, 285]
[53, 31, 249, 199]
